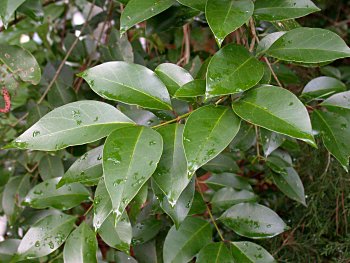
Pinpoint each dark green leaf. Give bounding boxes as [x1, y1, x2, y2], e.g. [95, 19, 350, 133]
[183, 105, 241, 176]
[163, 217, 212, 263]
[206, 0, 254, 46]
[23, 177, 90, 210]
[0, 1, 26, 28]
[174, 79, 206, 98]
[80, 62, 172, 110]
[256, 32, 286, 56]
[177, 0, 206, 11]
[17, 0, 43, 21]
[206, 44, 264, 98]
[93, 178, 112, 229]
[132, 218, 162, 245]
[205, 173, 253, 191]
[302, 76, 346, 100]
[202, 153, 240, 174]
[260, 129, 285, 157]
[7, 101, 134, 151]
[219, 203, 288, 239]
[197, 242, 234, 263]
[231, 241, 276, 263]
[212, 187, 257, 211]
[103, 126, 162, 221]
[321, 91, 350, 110]
[38, 155, 64, 181]
[230, 122, 256, 151]
[63, 222, 97, 263]
[232, 85, 315, 146]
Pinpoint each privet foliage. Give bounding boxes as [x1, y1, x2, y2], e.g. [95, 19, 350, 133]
[0, 0, 349, 262]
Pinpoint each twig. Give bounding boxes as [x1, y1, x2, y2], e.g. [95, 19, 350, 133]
[151, 112, 191, 129]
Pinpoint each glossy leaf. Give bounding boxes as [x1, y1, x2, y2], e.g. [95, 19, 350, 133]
[302, 76, 346, 100]
[206, 0, 254, 46]
[120, 0, 175, 33]
[321, 91, 350, 110]
[231, 241, 276, 263]
[63, 222, 97, 263]
[58, 146, 103, 188]
[312, 109, 350, 171]
[254, 0, 320, 21]
[16, 214, 75, 260]
[260, 129, 285, 157]
[0, 239, 20, 262]
[103, 126, 163, 221]
[197, 242, 234, 263]
[132, 218, 162, 245]
[153, 124, 188, 206]
[174, 79, 206, 98]
[152, 178, 195, 228]
[202, 153, 240, 174]
[212, 187, 257, 210]
[0, 44, 41, 84]
[256, 32, 286, 56]
[38, 155, 64, 181]
[232, 85, 315, 146]
[183, 105, 241, 176]
[219, 203, 288, 239]
[80, 62, 172, 110]
[205, 173, 253, 191]
[6, 101, 134, 151]
[93, 178, 112, 230]
[266, 28, 350, 64]
[23, 177, 90, 210]
[177, 0, 206, 11]
[163, 217, 212, 263]
[155, 63, 194, 95]
[206, 44, 264, 97]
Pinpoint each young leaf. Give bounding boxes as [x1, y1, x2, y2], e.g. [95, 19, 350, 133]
[6, 101, 134, 151]
[80, 62, 172, 110]
[120, 0, 175, 34]
[183, 105, 241, 176]
[205, 173, 253, 191]
[321, 90, 350, 110]
[231, 241, 276, 263]
[98, 212, 132, 253]
[232, 85, 315, 147]
[254, 0, 320, 21]
[63, 222, 98, 263]
[206, 0, 254, 46]
[23, 177, 90, 210]
[152, 178, 195, 228]
[211, 187, 257, 211]
[197, 242, 234, 263]
[312, 109, 350, 171]
[265, 28, 350, 64]
[155, 63, 194, 95]
[219, 203, 288, 239]
[16, 214, 76, 260]
[153, 124, 188, 206]
[174, 79, 206, 98]
[0, 44, 41, 84]
[57, 146, 103, 188]
[206, 44, 264, 98]
[177, 0, 206, 11]
[103, 126, 163, 221]
[302, 76, 346, 100]
[163, 217, 212, 263]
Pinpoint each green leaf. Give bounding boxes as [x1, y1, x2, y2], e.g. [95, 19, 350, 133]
[132, 218, 162, 245]
[254, 0, 320, 21]
[174, 79, 206, 98]
[206, 0, 254, 46]
[152, 178, 195, 228]
[256, 32, 286, 56]
[312, 109, 350, 171]
[58, 146, 103, 188]
[163, 217, 212, 263]
[103, 126, 163, 221]
[0, 239, 20, 262]
[153, 124, 188, 206]
[219, 203, 288, 239]
[212, 187, 257, 211]
[231, 241, 276, 263]
[205, 173, 253, 191]
[0, 0, 26, 28]
[6, 101, 134, 151]
[321, 91, 350, 110]
[38, 155, 64, 181]
[80, 62, 172, 110]
[17, 0, 43, 22]
[230, 122, 256, 151]
[129, 184, 148, 223]
[202, 153, 240, 174]
[16, 214, 76, 260]
[260, 129, 285, 157]
[197, 242, 234, 263]
[23, 177, 90, 210]
[0, 44, 41, 84]
[2, 175, 31, 225]
[93, 178, 112, 230]
[63, 222, 97, 263]
[302, 76, 346, 100]
[155, 63, 194, 95]
[206, 44, 264, 98]
[265, 28, 350, 64]
[232, 85, 315, 146]
[271, 167, 306, 205]
[177, 0, 206, 11]
[120, 0, 175, 34]
[183, 105, 241, 176]
[98, 212, 132, 253]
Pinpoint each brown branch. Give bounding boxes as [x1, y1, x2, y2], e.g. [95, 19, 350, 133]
[0, 87, 11, 113]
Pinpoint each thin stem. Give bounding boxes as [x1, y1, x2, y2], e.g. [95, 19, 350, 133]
[195, 178, 225, 242]
[151, 112, 191, 129]
[83, 203, 94, 217]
